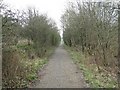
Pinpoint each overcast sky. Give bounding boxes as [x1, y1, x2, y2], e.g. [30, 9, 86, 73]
[3, 0, 70, 30]
[3, 0, 119, 30]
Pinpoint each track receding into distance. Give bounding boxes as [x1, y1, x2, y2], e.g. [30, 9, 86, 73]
[32, 46, 88, 88]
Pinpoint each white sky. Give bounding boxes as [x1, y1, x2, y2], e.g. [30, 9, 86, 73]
[3, 0, 119, 34]
[3, 0, 70, 30]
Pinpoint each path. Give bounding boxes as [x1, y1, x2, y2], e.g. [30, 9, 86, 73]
[32, 46, 88, 88]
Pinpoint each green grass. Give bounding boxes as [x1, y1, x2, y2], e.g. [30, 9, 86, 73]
[22, 47, 54, 87]
[24, 58, 48, 82]
[15, 43, 56, 87]
[64, 45, 118, 88]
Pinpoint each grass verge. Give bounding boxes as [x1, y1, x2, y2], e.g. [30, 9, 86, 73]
[3, 38, 57, 88]
[64, 45, 118, 88]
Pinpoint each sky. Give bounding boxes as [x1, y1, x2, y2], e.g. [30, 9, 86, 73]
[3, 0, 69, 30]
[3, 0, 119, 36]
[3, 0, 73, 37]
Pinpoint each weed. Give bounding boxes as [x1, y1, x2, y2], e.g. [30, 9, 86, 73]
[64, 45, 118, 88]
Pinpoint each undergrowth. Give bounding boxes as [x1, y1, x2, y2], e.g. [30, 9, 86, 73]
[2, 43, 55, 88]
[64, 45, 118, 88]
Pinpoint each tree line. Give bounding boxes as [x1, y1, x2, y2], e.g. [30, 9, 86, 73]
[62, 1, 118, 74]
[1, 0, 60, 87]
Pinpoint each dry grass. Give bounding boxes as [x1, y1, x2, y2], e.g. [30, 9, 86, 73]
[64, 45, 118, 88]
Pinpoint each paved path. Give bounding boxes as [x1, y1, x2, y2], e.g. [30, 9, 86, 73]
[32, 46, 88, 88]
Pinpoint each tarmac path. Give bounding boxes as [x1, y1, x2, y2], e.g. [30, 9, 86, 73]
[32, 46, 88, 88]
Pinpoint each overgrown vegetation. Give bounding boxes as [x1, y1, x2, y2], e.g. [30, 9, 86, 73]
[62, 1, 118, 88]
[65, 45, 118, 88]
[1, 0, 60, 88]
